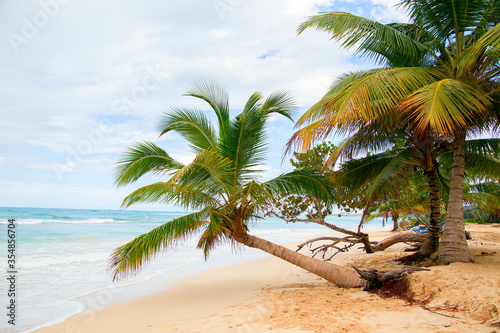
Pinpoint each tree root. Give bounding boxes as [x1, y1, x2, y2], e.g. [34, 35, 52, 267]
[353, 266, 430, 292]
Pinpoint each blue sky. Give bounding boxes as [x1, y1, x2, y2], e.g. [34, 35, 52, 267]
[0, 0, 408, 210]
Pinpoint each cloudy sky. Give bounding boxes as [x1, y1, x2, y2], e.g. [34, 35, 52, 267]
[0, 0, 408, 210]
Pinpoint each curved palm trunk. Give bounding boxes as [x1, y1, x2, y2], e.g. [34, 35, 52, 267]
[438, 131, 471, 263]
[236, 233, 364, 288]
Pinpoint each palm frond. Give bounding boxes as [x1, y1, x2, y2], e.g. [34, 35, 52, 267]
[402, 78, 492, 136]
[297, 12, 431, 65]
[167, 149, 234, 200]
[401, 0, 493, 45]
[289, 67, 442, 153]
[120, 182, 218, 210]
[109, 211, 209, 280]
[196, 212, 232, 259]
[339, 148, 420, 199]
[184, 79, 230, 132]
[115, 141, 184, 187]
[465, 138, 500, 156]
[261, 91, 296, 121]
[158, 108, 217, 152]
[296, 68, 390, 126]
[261, 170, 333, 204]
[461, 23, 500, 76]
[325, 124, 405, 168]
[221, 103, 270, 184]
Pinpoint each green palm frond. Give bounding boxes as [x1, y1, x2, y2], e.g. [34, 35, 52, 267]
[465, 154, 500, 180]
[235, 181, 274, 209]
[121, 182, 218, 210]
[115, 141, 184, 187]
[158, 108, 217, 152]
[470, 181, 500, 195]
[462, 23, 500, 74]
[241, 92, 264, 116]
[465, 138, 500, 156]
[167, 149, 234, 200]
[109, 211, 209, 280]
[325, 124, 404, 168]
[262, 170, 333, 204]
[221, 98, 289, 184]
[340, 148, 420, 199]
[261, 91, 296, 120]
[184, 79, 230, 131]
[401, 0, 493, 44]
[462, 139, 500, 180]
[297, 12, 431, 65]
[465, 181, 500, 214]
[197, 212, 232, 259]
[402, 78, 492, 136]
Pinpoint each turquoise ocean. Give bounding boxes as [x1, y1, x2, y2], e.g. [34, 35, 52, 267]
[0, 207, 387, 332]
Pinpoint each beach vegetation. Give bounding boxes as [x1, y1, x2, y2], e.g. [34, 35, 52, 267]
[289, 0, 500, 264]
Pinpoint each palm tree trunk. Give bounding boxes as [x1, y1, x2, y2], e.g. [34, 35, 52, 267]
[236, 233, 364, 288]
[419, 166, 441, 256]
[391, 213, 399, 231]
[438, 131, 471, 263]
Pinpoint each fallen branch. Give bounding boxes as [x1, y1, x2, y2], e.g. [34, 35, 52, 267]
[371, 232, 426, 252]
[296, 236, 360, 260]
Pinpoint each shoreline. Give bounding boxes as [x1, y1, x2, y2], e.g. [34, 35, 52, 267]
[11, 210, 373, 333]
[30, 227, 390, 333]
[33, 224, 500, 332]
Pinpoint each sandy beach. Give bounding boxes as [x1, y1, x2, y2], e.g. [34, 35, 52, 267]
[34, 224, 500, 333]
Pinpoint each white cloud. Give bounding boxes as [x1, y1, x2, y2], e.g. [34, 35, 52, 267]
[369, 0, 410, 22]
[170, 152, 196, 165]
[0, 0, 408, 209]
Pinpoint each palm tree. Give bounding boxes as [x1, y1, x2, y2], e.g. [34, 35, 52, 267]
[108, 81, 364, 288]
[335, 131, 447, 259]
[329, 132, 500, 261]
[288, 1, 500, 263]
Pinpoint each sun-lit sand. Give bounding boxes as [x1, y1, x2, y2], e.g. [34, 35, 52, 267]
[34, 224, 500, 333]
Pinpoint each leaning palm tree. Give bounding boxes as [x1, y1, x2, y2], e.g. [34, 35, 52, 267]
[289, 0, 500, 263]
[108, 81, 363, 288]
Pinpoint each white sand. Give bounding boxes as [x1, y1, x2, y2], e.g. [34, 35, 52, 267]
[34, 224, 500, 333]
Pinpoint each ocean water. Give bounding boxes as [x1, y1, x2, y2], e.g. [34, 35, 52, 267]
[0, 207, 386, 332]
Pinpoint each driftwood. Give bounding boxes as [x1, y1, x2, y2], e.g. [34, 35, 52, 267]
[353, 266, 430, 291]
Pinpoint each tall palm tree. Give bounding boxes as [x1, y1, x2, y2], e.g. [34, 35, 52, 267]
[288, 0, 500, 263]
[108, 81, 364, 288]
